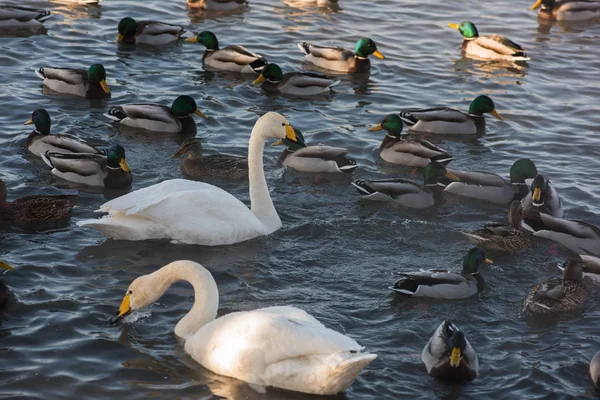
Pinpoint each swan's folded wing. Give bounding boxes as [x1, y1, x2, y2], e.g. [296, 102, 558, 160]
[40, 67, 86, 84]
[305, 44, 353, 61]
[118, 104, 173, 123]
[292, 145, 348, 160]
[138, 21, 183, 36]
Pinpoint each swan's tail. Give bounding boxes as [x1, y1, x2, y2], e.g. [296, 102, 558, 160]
[77, 215, 166, 241]
[319, 352, 377, 394]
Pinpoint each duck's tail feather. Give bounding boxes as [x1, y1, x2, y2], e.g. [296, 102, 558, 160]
[351, 180, 374, 196]
[399, 111, 418, 126]
[104, 107, 126, 122]
[35, 67, 46, 80]
[297, 42, 311, 55]
[336, 158, 358, 173]
[36, 11, 52, 22]
[429, 154, 454, 165]
[250, 57, 267, 73]
[41, 151, 54, 168]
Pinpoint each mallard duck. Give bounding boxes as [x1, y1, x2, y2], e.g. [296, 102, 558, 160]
[523, 256, 587, 315]
[253, 64, 340, 97]
[391, 247, 492, 299]
[41, 144, 132, 189]
[112, 260, 376, 395]
[0, 260, 14, 310]
[521, 174, 563, 231]
[422, 320, 478, 381]
[24, 109, 103, 156]
[297, 38, 384, 73]
[171, 137, 248, 180]
[186, 31, 266, 73]
[0, 6, 51, 30]
[533, 214, 600, 257]
[104, 95, 207, 134]
[399, 95, 503, 135]
[531, 0, 600, 21]
[368, 114, 452, 167]
[35, 64, 110, 98]
[591, 351, 600, 389]
[276, 128, 357, 173]
[463, 200, 533, 253]
[288, 0, 339, 5]
[0, 179, 73, 222]
[351, 161, 459, 208]
[187, 0, 247, 10]
[558, 255, 600, 282]
[117, 17, 184, 45]
[444, 159, 539, 205]
[78, 113, 295, 246]
[448, 21, 529, 62]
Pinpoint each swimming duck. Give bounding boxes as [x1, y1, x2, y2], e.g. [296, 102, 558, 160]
[78, 113, 294, 246]
[448, 21, 529, 62]
[591, 351, 600, 389]
[523, 256, 587, 315]
[171, 137, 248, 180]
[368, 114, 452, 167]
[253, 64, 340, 97]
[0, 179, 73, 223]
[391, 247, 492, 299]
[558, 255, 600, 282]
[0, 260, 14, 310]
[0, 6, 51, 30]
[351, 161, 459, 208]
[463, 201, 533, 253]
[297, 38, 385, 73]
[117, 17, 184, 45]
[533, 214, 600, 257]
[422, 320, 478, 381]
[24, 109, 103, 156]
[41, 144, 132, 189]
[186, 31, 266, 73]
[35, 64, 110, 98]
[444, 159, 539, 205]
[287, 0, 339, 5]
[187, 0, 247, 10]
[112, 260, 376, 395]
[104, 95, 207, 134]
[531, 0, 600, 21]
[521, 174, 563, 231]
[276, 129, 357, 173]
[399, 95, 503, 135]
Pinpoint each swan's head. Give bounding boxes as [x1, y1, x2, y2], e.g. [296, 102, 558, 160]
[254, 112, 296, 143]
[112, 274, 160, 323]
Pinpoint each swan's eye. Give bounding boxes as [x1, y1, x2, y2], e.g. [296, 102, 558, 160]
[128, 290, 133, 295]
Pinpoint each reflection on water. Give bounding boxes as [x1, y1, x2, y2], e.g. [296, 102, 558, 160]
[453, 58, 528, 85]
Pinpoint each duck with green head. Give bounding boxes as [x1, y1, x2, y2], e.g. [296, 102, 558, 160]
[368, 114, 453, 167]
[41, 144, 132, 189]
[533, 214, 600, 257]
[35, 63, 110, 99]
[0, 6, 51, 30]
[448, 21, 529, 61]
[187, 0, 247, 10]
[422, 320, 478, 381]
[391, 247, 492, 299]
[274, 128, 357, 173]
[24, 109, 103, 156]
[105, 95, 208, 134]
[253, 63, 340, 96]
[117, 17, 184, 46]
[398, 95, 503, 135]
[351, 161, 460, 208]
[0, 179, 74, 223]
[186, 31, 267, 73]
[520, 174, 563, 231]
[530, 0, 600, 21]
[297, 37, 385, 73]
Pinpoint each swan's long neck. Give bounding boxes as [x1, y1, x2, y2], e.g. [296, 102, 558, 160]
[150, 261, 219, 341]
[247, 126, 281, 232]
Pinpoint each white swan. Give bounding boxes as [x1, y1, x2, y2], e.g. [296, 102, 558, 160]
[77, 112, 295, 245]
[114, 261, 376, 395]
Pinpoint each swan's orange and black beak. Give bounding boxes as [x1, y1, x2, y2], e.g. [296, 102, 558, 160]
[111, 293, 132, 324]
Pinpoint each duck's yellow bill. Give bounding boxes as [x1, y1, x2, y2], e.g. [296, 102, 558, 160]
[450, 347, 461, 367]
[490, 109, 503, 121]
[531, 0, 542, 10]
[253, 75, 266, 85]
[185, 37, 198, 43]
[448, 23, 460, 30]
[100, 80, 111, 94]
[445, 171, 460, 181]
[194, 109, 208, 119]
[24, 118, 33, 125]
[372, 50, 385, 60]
[368, 123, 383, 132]
[484, 258, 494, 264]
[0, 261, 14, 271]
[117, 33, 124, 43]
[285, 125, 296, 141]
[532, 187, 542, 202]
[120, 158, 132, 173]
[117, 293, 131, 318]
[271, 139, 284, 146]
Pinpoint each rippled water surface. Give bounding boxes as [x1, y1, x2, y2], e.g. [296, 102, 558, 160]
[1, 0, 600, 399]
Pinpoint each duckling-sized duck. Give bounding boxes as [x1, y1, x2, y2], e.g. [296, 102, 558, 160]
[35, 64, 110, 99]
[351, 161, 459, 208]
[0, 179, 73, 222]
[24, 109, 103, 156]
[448, 21, 529, 62]
[104, 95, 207, 134]
[171, 137, 248, 180]
[187, 0, 247, 10]
[253, 64, 340, 97]
[444, 159, 539, 205]
[368, 114, 452, 167]
[0, 6, 51, 30]
[399, 95, 503, 135]
[186, 31, 266, 73]
[117, 17, 184, 45]
[463, 201, 533, 253]
[41, 144, 132, 189]
[297, 38, 384, 73]
[391, 247, 492, 299]
[531, 0, 600, 21]
[521, 174, 563, 231]
[591, 351, 600, 389]
[533, 214, 600, 257]
[0, 260, 14, 310]
[275, 128, 357, 173]
[422, 320, 478, 381]
[523, 256, 587, 315]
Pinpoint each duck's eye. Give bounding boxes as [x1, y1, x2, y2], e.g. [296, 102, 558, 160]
[128, 290, 133, 295]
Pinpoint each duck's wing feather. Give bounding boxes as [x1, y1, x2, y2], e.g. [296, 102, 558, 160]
[0, 6, 50, 22]
[118, 104, 174, 123]
[37, 134, 101, 154]
[401, 108, 469, 123]
[398, 270, 467, 285]
[559, 0, 600, 12]
[283, 72, 339, 88]
[44, 152, 106, 175]
[357, 178, 425, 197]
[292, 145, 348, 160]
[38, 67, 87, 84]
[202, 154, 248, 170]
[137, 21, 183, 36]
[536, 214, 600, 239]
[300, 43, 354, 61]
[475, 35, 524, 55]
[215, 45, 264, 64]
[390, 139, 450, 158]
